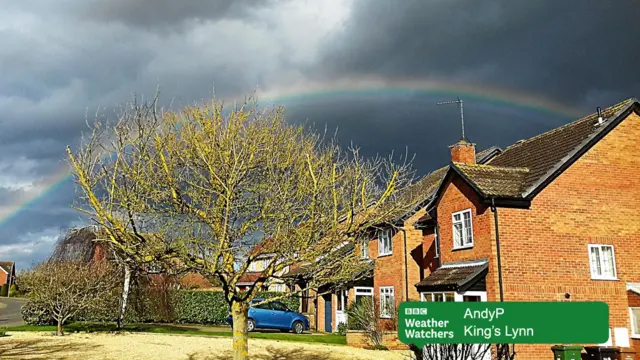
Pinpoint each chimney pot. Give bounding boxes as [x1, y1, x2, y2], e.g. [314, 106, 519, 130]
[449, 139, 476, 164]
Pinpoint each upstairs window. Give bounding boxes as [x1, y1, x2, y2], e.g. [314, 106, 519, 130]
[452, 209, 473, 249]
[589, 244, 617, 280]
[378, 228, 393, 256]
[360, 239, 370, 259]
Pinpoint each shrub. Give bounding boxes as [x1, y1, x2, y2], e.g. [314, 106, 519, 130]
[8, 284, 18, 297]
[22, 289, 300, 326]
[0, 327, 7, 337]
[345, 297, 384, 347]
[0, 284, 7, 297]
[337, 322, 347, 336]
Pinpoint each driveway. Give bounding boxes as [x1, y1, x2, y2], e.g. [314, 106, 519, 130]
[0, 298, 26, 326]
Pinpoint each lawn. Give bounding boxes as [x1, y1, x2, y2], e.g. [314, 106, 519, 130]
[7, 322, 347, 345]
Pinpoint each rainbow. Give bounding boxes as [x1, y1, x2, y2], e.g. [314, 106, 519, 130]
[0, 77, 585, 227]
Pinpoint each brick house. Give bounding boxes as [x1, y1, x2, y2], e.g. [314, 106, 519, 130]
[304, 98, 640, 358]
[299, 147, 504, 333]
[412, 98, 640, 359]
[0, 261, 16, 290]
[236, 239, 291, 293]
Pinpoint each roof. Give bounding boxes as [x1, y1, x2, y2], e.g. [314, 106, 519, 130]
[452, 163, 529, 198]
[627, 283, 640, 296]
[400, 147, 501, 223]
[415, 259, 488, 292]
[237, 272, 263, 285]
[475, 146, 503, 164]
[488, 98, 638, 194]
[0, 261, 14, 274]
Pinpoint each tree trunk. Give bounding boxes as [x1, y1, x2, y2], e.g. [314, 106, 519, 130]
[117, 264, 131, 329]
[231, 301, 249, 360]
[56, 318, 63, 336]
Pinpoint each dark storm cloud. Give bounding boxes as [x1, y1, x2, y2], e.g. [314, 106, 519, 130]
[80, 0, 274, 30]
[321, 0, 640, 106]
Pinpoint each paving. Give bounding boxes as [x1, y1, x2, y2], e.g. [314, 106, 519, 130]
[0, 297, 26, 326]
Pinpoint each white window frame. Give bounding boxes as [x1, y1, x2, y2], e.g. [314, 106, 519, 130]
[630, 308, 640, 338]
[421, 291, 487, 302]
[588, 244, 617, 280]
[354, 286, 374, 304]
[452, 209, 474, 249]
[380, 286, 395, 318]
[378, 228, 393, 256]
[360, 239, 370, 259]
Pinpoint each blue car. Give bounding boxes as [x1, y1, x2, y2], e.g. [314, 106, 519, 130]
[227, 298, 310, 334]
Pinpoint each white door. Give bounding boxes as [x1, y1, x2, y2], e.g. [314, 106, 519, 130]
[335, 289, 348, 330]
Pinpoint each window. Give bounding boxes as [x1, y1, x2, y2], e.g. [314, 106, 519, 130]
[380, 287, 395, 318]
[421, 292, 454, 302]
[630, 308, 640, 337]
[378, 229, 393, 256]
[271, 301, 290, 312]
[360, 239, 370, 259]
[337, 290, 348, 311]
[452, 209, 473, 249]
[355, 287, 374, 304]
[589, 244, 617, 280]
[463, 295, 482, 302]
[272, 283, 285, 292]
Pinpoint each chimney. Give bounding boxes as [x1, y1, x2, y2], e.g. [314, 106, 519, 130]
[449, 139, 476, 164]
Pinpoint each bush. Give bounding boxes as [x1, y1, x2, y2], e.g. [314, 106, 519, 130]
[337, 322, 347, 336]
[22, 289, 301, 326]
[8, 284, 18, 297]
[20, 300, 56, 326]
[0, 284, 7, 297]
[0, 327, 7, 337]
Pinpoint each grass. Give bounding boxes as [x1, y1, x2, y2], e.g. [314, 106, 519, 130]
[6, 322, 347, 345]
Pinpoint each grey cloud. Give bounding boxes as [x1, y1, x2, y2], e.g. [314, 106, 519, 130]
[77, 0, 275, 30]
[320, 0, 640, 106]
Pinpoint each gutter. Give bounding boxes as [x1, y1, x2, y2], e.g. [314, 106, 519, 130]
[491, 198, 505, 302]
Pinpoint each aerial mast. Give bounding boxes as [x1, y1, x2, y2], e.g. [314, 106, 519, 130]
[437, 97, 465, 140]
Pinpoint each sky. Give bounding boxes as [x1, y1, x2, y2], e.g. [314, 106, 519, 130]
[1, 0, 639, 270]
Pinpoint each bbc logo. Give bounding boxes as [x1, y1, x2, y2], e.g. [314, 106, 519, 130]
[404, 308, 428, 315]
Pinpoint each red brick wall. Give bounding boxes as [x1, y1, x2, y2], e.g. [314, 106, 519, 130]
[428, 112, 640, 359]
[494, 112, 640, 359]
[0, 270, 7, 286]
[434, 175, 500, 301]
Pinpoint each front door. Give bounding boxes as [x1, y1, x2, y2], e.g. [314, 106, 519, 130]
[324, 294, 332, 332]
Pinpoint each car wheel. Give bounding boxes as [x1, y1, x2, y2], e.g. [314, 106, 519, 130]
[247, 319, 256, 332]
[292, 321, 304, 334]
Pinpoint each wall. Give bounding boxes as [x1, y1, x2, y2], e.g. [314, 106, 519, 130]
[433, 175, 500, 301]
[494, 112, 640, 359]
[0, 270, 6, 286]
[346, 331, 409, 350]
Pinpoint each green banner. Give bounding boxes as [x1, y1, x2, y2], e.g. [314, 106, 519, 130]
[398, 302, 609, 345]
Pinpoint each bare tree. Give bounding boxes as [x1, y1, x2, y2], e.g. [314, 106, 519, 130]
[19, 260, 116, 336]
[67, 95, 424, 360]
[49, 226, 136, 329]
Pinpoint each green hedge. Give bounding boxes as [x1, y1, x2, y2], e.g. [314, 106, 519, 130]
[0, 284, 7, 297]
[22, 290, 300, 326]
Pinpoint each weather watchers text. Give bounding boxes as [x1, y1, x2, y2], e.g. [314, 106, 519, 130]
[398, 302, 609, 345]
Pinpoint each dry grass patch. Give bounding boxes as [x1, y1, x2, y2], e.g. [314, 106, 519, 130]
[0, 332, 410, 360]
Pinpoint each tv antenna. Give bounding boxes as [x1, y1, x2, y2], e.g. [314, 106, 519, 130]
[437, 97, 465, 140]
